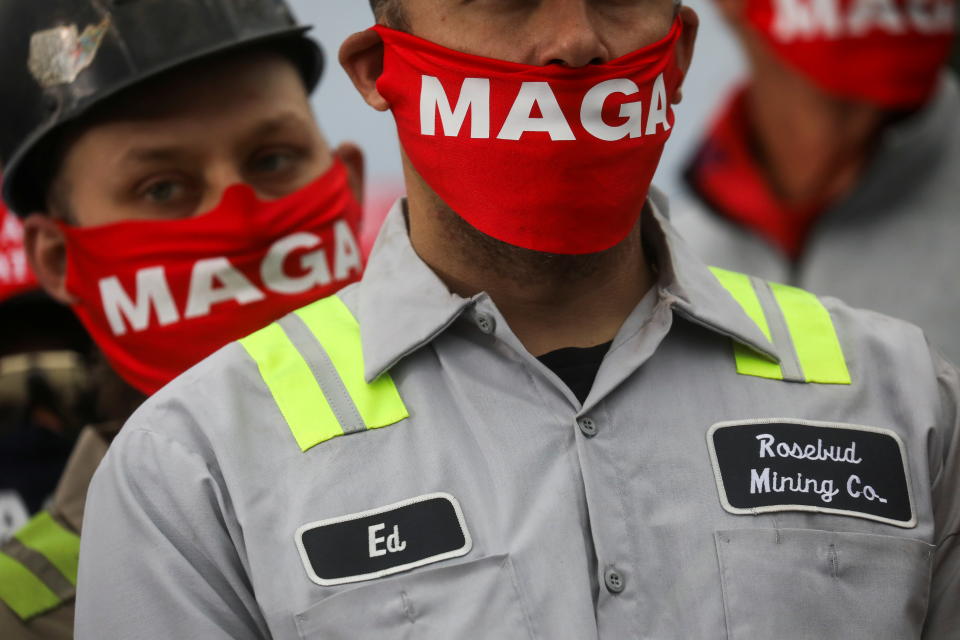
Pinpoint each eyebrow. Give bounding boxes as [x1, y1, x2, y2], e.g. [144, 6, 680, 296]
[245, 112, 314, 140]
[117, 112, 314, 167]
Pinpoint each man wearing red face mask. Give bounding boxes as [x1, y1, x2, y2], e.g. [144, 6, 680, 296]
[0, 201, 94, 546]
[0, 1, 366, 637]
[671, 0, 959, 364]
[78, 1, 958, 638]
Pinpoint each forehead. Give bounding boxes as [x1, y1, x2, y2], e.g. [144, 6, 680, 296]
[97, 50, 311, 125]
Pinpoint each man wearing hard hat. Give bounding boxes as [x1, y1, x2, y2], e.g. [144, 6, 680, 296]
[0, 1, 367, 637]
[0, 199, 93, 546]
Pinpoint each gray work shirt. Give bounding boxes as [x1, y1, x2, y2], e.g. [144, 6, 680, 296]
[671, 72, 960, 365]
[76, 194, 960, 639]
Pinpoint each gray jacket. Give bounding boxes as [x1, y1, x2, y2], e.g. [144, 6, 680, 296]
[672, 72, 960, 365]
[76, 196, 960, 639]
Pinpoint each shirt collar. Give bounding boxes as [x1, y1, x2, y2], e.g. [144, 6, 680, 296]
[355, 201, 475, 381]
[644, 187, 781, 364]
[356, 192, 782, 382]
[683, 87, 824, 259]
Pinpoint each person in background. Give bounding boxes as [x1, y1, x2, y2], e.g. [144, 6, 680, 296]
[0, 197, 93, 544]
[0, 0, 366, 637]
[671, 0, 959, 363]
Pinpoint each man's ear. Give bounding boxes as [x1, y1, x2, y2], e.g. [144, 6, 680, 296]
[672, 6, 701, 104]
[22, 214, 74, 305]
[340, 30, 390, 111]
[333, 141, 366, 205]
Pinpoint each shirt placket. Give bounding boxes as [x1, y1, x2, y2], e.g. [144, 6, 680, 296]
[570, 399, 644, 636]
[465, 290, 677, 637]
[575, 299, 680, 637]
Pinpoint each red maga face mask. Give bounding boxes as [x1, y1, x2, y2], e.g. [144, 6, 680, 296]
[1, 205, 38, 303]
[374, 19, 685, 255]
[61, 161, 363, 394]
[744, 0, 955, 108]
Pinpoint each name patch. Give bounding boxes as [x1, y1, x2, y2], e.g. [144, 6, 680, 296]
[707, 419, 915, 528]
[295, 492, 472, 586]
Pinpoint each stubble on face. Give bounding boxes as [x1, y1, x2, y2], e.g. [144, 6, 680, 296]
[444, 203, 640, 287]
[391, 0, 668, 292]
[407, 158, 642, 292]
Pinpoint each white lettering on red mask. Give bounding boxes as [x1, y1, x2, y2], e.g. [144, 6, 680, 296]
[61, 161, 363, 394]
[417, 74, 673, 142]
[0, 202, 37, 303]
[374, 18, 686, 255]
[745, 0, 955, 107]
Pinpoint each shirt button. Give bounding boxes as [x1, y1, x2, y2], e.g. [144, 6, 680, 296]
[475, 312, 496, 335]
[604, 567, 625, 594]
[577, 416, 598, 438]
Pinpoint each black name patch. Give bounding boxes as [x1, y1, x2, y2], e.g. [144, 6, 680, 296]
[295, 492, 472, 586]
[707, 419, 916, 528]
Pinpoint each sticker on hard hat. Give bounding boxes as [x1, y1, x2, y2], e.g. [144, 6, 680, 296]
[28, 16, 111, 89]
[295, 493, 472, 587]
[707, 419, 916, 528]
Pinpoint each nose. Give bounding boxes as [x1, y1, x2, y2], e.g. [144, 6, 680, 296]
[531, 0, 610, 67]
[198, 163, 246, 214]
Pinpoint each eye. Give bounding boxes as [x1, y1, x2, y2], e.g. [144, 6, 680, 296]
[249, 149, 300, 176]
[142, 178, 190, 204]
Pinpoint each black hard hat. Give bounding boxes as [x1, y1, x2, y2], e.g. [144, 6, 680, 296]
[0, 0, 324, 216]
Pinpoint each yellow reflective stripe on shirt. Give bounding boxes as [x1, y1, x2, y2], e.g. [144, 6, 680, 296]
[240, 321, 345, 451]
[13, 512, 80, 586]
[729, 342, 786, 381]
[770, 282, 851, 385]
[711, 267, 850, 385]
[709, 268, 773, 341]
[296, 296, 409, 431]
[0, 551, 61, 621]
[709, 267, 785, 380]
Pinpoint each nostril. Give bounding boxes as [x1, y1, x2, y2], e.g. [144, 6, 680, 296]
[547, 57, 606, 68]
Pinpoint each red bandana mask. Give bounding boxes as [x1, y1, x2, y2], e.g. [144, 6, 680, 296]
[687, 89, 826, 259]
[744, 0, 955, 108]
[61, 161, 363, 394]
[0, 204, 38, 303]
[374, 19, 685, 255]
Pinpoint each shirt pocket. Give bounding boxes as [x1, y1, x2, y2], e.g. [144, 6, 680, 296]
[715, 528, 934, 640]
[294, 554, 536, 640]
